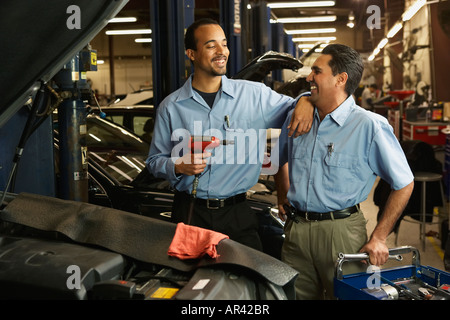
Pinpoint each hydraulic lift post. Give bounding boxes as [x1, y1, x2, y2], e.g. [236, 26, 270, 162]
[54, 47, 96, 202]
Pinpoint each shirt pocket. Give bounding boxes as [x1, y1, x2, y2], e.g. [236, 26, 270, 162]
[323, 152, 358, 194]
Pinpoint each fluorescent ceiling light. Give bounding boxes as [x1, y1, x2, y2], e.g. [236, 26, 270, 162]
[387, 22, 403, 38]
[271, 16, 337, 23]
[285, 28, 336, 35]
[267, 1, 335, 8]
[402, 0, 426, 21]
[348, 11, 355, 21]
[135, 38, 152, 43]
[293, 36, 336, 42]
[106, 29, 152, 35]
[370, 38, 388, 59]
[297, 44, 316, 49]
[108, 17, 137, 23]
[377, 38, 388, 49]
[301, 48, 324, 53]
[298, 43, 328, 49]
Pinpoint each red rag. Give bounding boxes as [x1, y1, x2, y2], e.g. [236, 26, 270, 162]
[167, 223, 229, 260]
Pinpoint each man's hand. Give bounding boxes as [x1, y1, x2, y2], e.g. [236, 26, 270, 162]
[359, 237, 389, 266]
[174, 152, 211, 176]
[288, 95, 314, 137]
[360, 181, 414, 266]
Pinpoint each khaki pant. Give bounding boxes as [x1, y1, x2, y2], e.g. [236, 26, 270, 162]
[281, 209, 368, 300]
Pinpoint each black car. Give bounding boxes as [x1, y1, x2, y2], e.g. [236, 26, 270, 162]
[97, 105, 155, 143]
[96, 89, 155, 142]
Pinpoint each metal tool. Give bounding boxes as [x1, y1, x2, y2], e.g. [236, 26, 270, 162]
[335, 246, 420, 281]
[362, 284, 398, 300]
[379, 275, 422, 300]
[187, 136, 234, 224]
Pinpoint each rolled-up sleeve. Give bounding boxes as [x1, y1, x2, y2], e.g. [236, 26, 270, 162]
[368, 121, 414, 190]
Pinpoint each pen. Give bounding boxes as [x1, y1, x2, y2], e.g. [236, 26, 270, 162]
[327, 143, 334, 157]
[225, 115, 230, 128]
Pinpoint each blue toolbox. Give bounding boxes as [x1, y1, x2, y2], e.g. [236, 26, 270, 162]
[334, 246, 450, 300]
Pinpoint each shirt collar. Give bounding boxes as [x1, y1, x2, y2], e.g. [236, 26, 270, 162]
[327, 95, 356, 126]
[176, 75, 235, 102]
[176, 75, 195, 102]
[220, 75, 235, 99]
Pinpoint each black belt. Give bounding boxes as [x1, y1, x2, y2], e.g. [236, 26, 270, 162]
[288, 205, 359, 222]
[194, 193, 247, 209]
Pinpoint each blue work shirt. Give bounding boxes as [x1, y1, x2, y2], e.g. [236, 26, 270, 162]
[277, 95, 414, 213]
[146, 74, 300, 199]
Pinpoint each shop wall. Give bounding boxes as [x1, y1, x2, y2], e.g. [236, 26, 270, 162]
[87, 32, 153, 103]
[402, 5, 432, 93]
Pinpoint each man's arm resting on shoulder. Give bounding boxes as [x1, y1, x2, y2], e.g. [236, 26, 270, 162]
[360, 181, 414, 266]
[289, 95, 314, 137]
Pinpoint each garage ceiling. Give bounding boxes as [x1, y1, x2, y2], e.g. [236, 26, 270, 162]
[265, 0, 405, 52]
[105, 0, 406, 54]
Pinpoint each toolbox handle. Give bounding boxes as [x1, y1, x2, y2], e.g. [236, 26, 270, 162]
[335, 246, 421, 280]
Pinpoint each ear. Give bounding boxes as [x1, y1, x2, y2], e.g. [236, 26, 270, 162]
[186, 49, 195, 62]
[336, 72, 348, 88]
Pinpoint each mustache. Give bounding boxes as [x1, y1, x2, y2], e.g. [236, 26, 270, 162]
[212, 55, 227, 62]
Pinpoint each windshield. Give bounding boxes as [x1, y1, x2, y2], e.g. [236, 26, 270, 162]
[86, 116, 150, 184]
[89, 151, 148, 184]
[87, 116, 149, 153]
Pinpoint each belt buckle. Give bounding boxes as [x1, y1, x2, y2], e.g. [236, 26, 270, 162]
[206, 198, 222, 209]
[305, 212, 318, 222]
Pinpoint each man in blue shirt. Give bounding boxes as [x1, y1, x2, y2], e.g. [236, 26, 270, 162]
[275, 44, 414, 299]
[146, 19, 312, 250]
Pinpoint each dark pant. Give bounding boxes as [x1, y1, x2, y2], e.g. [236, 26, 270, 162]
[172, 191, 263, 251]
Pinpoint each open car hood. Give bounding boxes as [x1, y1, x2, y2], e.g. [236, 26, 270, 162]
[232, 51, 303, 82]
[0, 0, 128, 128]
[1, 193, 298, 290]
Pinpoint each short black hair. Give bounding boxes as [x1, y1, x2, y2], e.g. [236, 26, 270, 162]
[322, 44, 364, 97]
[184, 18, 220, 51]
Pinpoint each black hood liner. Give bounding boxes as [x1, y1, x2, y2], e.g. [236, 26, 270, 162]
[0, 192, 298, 287]
[232, 51, 303, 82]
[0, 0, 128, 128]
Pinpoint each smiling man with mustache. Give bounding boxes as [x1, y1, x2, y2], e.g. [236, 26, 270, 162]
[147, 19, 314, 250]
[275, 44, 414, 299]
